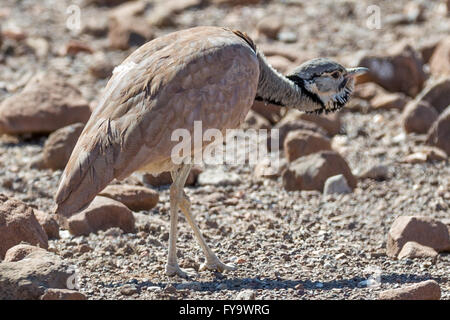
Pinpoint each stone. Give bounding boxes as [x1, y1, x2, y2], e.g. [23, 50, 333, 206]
[99, 184, 159, 211]
[89, 52, 114, 79]
[295, 112, 341, 136]
[241, 110, 271, 130]
[357, 44, 426, 97]
[358, 164, 389, 181]
[282, 151, 356, 192]
[0, 250, 74, 300]
[198, 168, 241, 186]
[33, 210, 60, 239]
[40, 288, 86, 300]
[257, 16, 283, 40]
[429, 37, 450, 77]
[273, 115, 327, 151]
[353, 82, 388, 101]
[371, 92, 409, 110]
[402, 147, 447, 163]
[4, 244, 47, 262]
[426, 106, 450, 155]
[86, 0, 136, 6]
[120, 284, 139, 296]
[387, 216, 450, 258]
[42, 123, 84, 170]
[236, 289, 256, 300]
[402, 100, 439, 134]
[253, 156, 287, 180]
[323, 174, 352, 195]
[108, 3, 154, 50]
[62, 40, 94, 56]
[284, 130, 331, 162]
[416, 77, 450, 114]
[148, 0, 202, 28]
[379, 280, 441, 300]
[0, 194, 48, 259]
[143, 166, 202, 186]
[65, 196, 135, 236]
[0, 73, 91, 135]
[266, 55, 293, 74]
[251, 100, 285, 124]
[397, 241, 438, 260]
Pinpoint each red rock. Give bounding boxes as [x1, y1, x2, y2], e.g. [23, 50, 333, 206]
[62, 40, 94, 56]
[416, 77, 450, 114]
[267, 55, 293, 74]
[41, 289, 86, 300]
[108, 3, 154, 50]
[143, 166, 202, 187]
[387, 216, 450, 258]
[65, 196, 135, 236]
[251, 100, 285, 124]
[284, 130, 331, 162]
[426, 106, 450, 155]
[257, 17, 283, 40]
[99, 184, 159, 211]
[4, 244, 47, 262]
[86, 0, 136, 6]
[147, 0, 202, 28]
[379, 280, 441, 300]
[397, 241, 438, 260]
[0, 250, 74, 300]
[88, 53, 114, 79]
[0, 194, 48, 259]
[34, 210, 60, 239]
[272, 114, 327, 150]
[253, 156, 287, 180]
[402, 147, 447, 163]
[0, 73, 91, 135]
[241, 110, 271, 130]
[353, 82, 388, 101]
[402, 100, 439, 134]
[358, 44, 426, 97]
[42, 123, 84, 170]
[282, 151, 356, 192]
[294, 112, 341, 136]
[429, 37, 450, 77]
[371, 92, 409, 110]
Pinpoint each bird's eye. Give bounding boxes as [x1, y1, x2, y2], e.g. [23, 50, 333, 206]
[331, 71, 340, 79]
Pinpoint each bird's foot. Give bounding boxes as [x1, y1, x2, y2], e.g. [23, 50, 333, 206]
[165, 263, 195, 278]
[199, 258, 236, 273]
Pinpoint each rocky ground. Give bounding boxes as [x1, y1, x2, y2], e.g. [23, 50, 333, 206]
[0, 0, 449, 300]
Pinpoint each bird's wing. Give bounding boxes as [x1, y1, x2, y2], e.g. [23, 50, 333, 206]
[55, 27, 259, 217]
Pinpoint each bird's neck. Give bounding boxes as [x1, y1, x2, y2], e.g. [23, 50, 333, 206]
[255, 51, 324, 112]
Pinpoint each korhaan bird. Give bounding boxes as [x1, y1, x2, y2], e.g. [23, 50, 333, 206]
[55, 26, 367, 278]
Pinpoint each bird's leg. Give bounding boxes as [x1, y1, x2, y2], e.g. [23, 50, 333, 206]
[177, 182, 236, 273]
[165, 164, 194, 278]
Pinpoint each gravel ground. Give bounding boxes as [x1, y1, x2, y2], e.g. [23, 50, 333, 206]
[0, 0, 449, 300]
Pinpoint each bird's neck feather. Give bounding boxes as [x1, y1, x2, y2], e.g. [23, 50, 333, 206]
[255, 51, 324, 112]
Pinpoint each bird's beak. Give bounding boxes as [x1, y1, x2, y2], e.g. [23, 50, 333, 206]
[345, 67, 369, 77]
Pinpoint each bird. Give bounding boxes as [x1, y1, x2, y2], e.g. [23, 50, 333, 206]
[55, 26, 367, 278]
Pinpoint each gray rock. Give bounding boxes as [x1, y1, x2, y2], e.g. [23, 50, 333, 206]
[236, 289, 256, 300]
[323, 174, 352, 195]
[198, 168, 241, 186]
[0, 250, 74, 300]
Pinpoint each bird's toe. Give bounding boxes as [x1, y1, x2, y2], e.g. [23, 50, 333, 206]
[165, 263, 195, 278]
[199, 260, 236, 273]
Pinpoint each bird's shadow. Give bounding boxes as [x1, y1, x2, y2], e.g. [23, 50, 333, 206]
[106, 273, 445, 293]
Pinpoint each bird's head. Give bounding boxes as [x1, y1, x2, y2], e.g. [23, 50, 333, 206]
[286, 58, 368, 114]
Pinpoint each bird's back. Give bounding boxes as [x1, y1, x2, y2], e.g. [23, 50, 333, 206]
[55, 26, 260, 217]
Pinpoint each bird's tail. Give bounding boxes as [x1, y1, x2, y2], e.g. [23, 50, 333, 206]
[54, 118, 119, 217]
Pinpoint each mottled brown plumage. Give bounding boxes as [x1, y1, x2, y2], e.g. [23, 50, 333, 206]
[55, 26, 367, 277]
